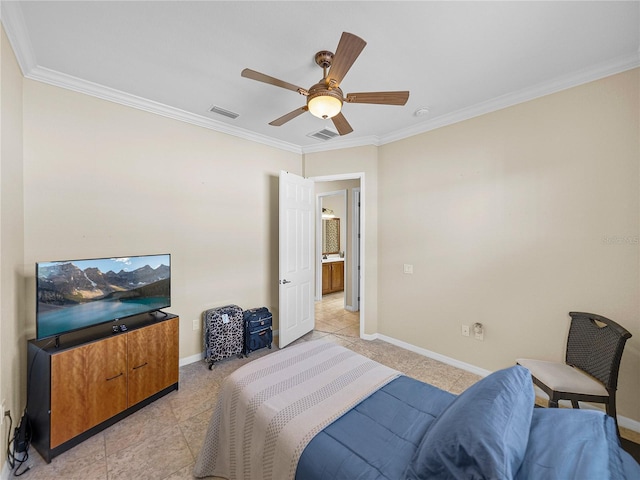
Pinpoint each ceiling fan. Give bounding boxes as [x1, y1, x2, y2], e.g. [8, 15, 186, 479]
[241, 32, 410, 136]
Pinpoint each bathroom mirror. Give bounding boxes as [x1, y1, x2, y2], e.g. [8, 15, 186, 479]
[322, 218, 340, 255]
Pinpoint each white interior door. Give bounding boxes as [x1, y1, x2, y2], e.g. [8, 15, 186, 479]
[279, 171, 315, 348]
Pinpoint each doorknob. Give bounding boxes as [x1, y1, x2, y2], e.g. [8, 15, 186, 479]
[280, 279, 292, 284]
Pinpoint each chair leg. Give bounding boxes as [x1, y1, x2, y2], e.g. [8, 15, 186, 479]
[548, 398, 559, 408]
[571, 400, 579, 409]
[605, 393, 620, 437]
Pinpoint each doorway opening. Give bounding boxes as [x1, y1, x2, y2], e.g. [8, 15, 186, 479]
[311, 173, 364, 338]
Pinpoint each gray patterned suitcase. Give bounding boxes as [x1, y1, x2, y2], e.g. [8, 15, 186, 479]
[203, 304, 244, 369]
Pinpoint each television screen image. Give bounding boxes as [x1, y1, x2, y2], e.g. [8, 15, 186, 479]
[36, 254, 171, 340]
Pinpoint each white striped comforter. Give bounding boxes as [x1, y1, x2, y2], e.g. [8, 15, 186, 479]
[193, 339, 399, 480]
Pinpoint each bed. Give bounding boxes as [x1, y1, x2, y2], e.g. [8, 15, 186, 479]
[194, 339, 640, 480]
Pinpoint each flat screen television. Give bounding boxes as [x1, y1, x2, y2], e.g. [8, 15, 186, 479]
[36, 254, 171, 340]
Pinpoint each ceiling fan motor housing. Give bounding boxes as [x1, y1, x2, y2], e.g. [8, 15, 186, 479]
[242, 32, 406, 134]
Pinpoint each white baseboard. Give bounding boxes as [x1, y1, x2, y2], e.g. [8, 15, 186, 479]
[371, 333, 639, 434]
[376, 334, 492, 378]
[179, 352, 204, 367]
[178, 328, 281, 367]
[533, 386, 640, 434]
[593, 407, 640, 434]
[1, 460, 10, 480]
[176, 332, 640, 435]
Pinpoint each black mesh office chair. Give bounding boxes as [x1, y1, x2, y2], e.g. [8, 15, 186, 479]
[517, 312, 632, 434]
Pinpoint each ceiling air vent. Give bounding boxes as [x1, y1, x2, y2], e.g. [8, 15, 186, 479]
[208, 105, 239, 119]
[308, 128, 339, 141]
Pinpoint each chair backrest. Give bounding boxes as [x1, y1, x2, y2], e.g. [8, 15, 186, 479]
[565, 312, 632, 391]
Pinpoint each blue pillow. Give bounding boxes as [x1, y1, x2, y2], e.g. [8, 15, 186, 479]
[405, 365, 534, 480]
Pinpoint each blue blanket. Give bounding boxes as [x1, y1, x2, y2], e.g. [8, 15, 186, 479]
[516, 408, 631, 480]
[296, 376, 455, 479]
[296, 366, 640, 480]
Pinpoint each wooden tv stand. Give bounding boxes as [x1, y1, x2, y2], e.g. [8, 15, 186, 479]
[27, 312, 179, 463]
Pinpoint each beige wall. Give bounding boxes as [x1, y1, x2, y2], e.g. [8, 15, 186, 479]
[304, 146, 378, 334]
[378, 69, 639, 421]
[0, 25, 25, 464]
[2, 31, 638, 466]
[22, 80, 301, 362]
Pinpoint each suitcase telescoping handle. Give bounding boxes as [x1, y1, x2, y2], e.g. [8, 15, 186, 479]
[280, 279, 292, 284]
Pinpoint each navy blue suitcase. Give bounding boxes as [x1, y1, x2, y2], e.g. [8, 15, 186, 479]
[243, 307, 273, 355]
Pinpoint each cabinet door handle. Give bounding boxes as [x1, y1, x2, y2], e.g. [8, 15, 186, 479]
[132, 362, 148, 370]
[106, 372, 123, 381]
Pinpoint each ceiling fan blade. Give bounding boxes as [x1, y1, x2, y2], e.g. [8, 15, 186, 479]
[345, 91, 410, 105]
[327, 32, 367, 88]
[331, 112, 353, 136]
[241, 68, 308, 94]
[269, 106, 308, 126]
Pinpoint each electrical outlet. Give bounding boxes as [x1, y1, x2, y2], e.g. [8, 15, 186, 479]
[0, 399, 5, 425]
[474, 323, 484, 341]
[403, 264, 414, 274]
[461, 325, 470, 337]
[192, 319, 199, 331]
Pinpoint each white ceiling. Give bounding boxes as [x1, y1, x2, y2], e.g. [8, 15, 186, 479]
[2, 1, 639, 153]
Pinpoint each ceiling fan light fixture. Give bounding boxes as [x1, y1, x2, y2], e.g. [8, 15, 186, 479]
[307, 82, 343, 119]
[242, 32, 408, 135]
[308, 94, 342, 119]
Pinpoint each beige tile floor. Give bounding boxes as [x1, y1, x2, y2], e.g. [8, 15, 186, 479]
[12, 293, 639, 478]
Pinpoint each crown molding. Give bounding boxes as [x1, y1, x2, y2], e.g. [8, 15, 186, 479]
[26, 65, 303, 154]
[0, 3, 302, 154]
[3, 0, 638, 155]
[380, 51, 640, 146]
[23, 50, 638, 155]
[301, 134, 380, 154]
[1, 0, 37, 74]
